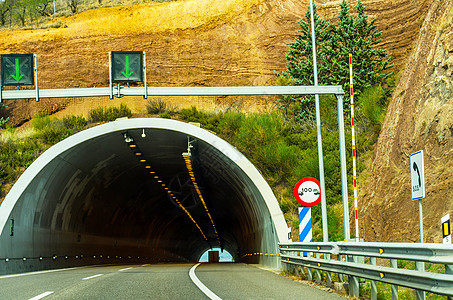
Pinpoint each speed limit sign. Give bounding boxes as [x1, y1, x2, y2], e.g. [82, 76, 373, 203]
[294, 177, 321, 207]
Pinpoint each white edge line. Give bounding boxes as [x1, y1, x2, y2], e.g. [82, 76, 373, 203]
[82, 274, 103, 280]
[28, 291, 54, 300]
[0, 266, 89, 280]
[189, 263, 222, 300]
[119, 267, 133, 272]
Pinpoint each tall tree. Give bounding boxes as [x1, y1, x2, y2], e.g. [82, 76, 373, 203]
[277, 0, 392, 122]
[276, 3, 332, 121]
[0, 0, 11, 26]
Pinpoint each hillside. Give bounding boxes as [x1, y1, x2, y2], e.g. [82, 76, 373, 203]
[360, 0, 453, 243]
[1, 0, 434, 125]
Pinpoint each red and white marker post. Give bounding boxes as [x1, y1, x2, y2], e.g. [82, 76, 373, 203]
[350, 53, 359, 241]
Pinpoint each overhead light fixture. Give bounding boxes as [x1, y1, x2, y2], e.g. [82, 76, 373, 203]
[141, 129, 146, 138]
[124, 133, 133, 143]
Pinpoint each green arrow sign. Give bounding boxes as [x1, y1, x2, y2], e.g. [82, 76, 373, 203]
[1, 54, 34, 86]
[111, 51, 143, 83]
[11, 58, 25, 82]
[121, 55, 134, 79]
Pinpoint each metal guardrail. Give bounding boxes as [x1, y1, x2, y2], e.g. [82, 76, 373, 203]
[279, 242, 453, 299]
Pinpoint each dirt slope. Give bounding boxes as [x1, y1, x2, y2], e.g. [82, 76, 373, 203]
[360, 0, 453, 243]
[0, 0, 435, 125]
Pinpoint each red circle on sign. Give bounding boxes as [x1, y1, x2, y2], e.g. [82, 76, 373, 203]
[294, 177, 321, 207]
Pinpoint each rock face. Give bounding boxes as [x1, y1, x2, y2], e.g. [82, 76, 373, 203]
[0, 0, 438, 125]
[360, 0, 453, 243]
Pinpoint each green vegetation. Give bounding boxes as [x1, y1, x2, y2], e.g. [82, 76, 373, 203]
[146, 98, 178, 116]
[87, 103, 132, 123]
[276, 0, 393, 121]
[0, 104, 9, 129]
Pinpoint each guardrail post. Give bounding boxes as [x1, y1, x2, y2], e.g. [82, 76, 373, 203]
[326, 253, 332, 287]
[307, 265, 313, 281]
[370, 257, 377, 300]
[415, 261, 426, 300]
[338, 254, 344, 282]
[316, 252, 321, 283]
[390, 259, 398, 300]
[348, 255, 359, 297]
[446, 263, 453, 300]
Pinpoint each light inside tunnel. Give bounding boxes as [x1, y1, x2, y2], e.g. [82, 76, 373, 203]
[0, 118, 288, 274]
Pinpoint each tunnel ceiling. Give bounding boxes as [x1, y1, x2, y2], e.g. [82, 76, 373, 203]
[0, 119, 287, 263]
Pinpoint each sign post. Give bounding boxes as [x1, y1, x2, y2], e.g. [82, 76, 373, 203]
[295, 177, 320, 255]
[410, 150, 425, 243]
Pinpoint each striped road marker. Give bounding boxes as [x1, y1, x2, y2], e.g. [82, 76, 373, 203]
[299, 207, 312, 256]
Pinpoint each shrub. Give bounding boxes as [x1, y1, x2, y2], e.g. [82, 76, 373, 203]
[160, 112, 171, 119]
[88, 103, 132, 123]
[0, 104, 8, 128]
[31, 113, 51, 130]
[62, 115, 87, 131]
[146, 98, 179, 115]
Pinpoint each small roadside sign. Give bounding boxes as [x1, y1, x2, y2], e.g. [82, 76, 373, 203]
[442, 214, 451, 244]
[111, 51, 143, 83]
[410, 150, 425, 200]
[294, 177, 321, 207]
[1, 54, 34, 86]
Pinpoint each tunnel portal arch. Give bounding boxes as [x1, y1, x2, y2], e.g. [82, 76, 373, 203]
[0, 118, 288, 274]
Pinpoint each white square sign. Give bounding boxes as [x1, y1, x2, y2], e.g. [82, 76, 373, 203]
[410, 150, 425, 200]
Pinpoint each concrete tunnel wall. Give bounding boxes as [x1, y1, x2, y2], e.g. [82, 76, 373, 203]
[0, 118, 289, 275]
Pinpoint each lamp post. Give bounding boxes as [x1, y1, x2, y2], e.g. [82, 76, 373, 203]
[308, 0, 329, 242]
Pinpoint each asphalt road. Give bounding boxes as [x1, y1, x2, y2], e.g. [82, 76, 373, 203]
[0, 263, 345, 299]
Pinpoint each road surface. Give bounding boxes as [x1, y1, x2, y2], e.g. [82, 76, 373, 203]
[0, 263, 345, 299]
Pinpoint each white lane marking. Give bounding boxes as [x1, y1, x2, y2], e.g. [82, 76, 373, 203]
[119, 267, 133, 272]
[0, 266, 89, 280]
[141, 264, 150, 267]
[189, 263, 222, 300]
[28, 291, 54, 300]
[82, 274, 103, 280]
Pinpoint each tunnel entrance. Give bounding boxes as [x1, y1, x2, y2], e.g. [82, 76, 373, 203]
[0, 118, 288, 275]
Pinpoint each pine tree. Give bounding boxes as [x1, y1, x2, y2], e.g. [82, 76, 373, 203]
[276, 3, 332, 121]
[277, 0, 393, 122]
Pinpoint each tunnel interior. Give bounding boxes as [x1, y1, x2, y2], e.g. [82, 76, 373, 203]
[0, 119, 287, 274]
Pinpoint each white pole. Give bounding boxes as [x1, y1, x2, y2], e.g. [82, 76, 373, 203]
[308, 0, 328, 242]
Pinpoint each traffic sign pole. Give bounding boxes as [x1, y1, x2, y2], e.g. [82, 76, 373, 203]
[143, 52, 147, 99]
[109, 52, 113, 99]
[418, 185, 424, 244]
[410, 150, 425, 243]
[34, 54, 39, 102]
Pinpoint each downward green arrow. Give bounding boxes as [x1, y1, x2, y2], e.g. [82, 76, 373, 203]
[11, 58, 24, 82]
[121, 55, 133, 79]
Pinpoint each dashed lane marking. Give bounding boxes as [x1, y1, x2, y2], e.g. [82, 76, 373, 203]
[82, 274, 103, 280]
[28, 291, 54, 300]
